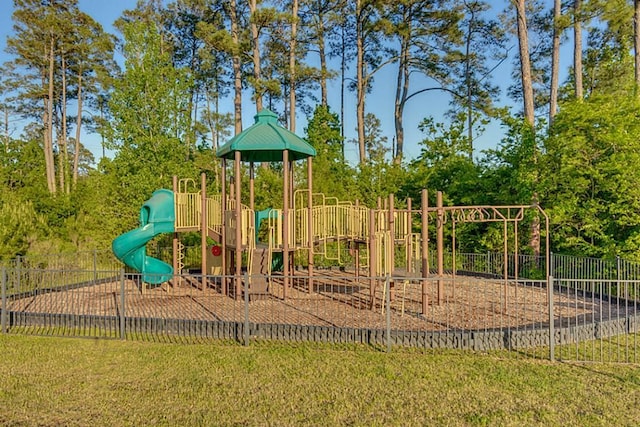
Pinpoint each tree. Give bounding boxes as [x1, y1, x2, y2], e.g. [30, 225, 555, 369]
[354, 0, 385, 165]
[573, 0, 584, 100]
[6, 0, 74, 194]
[549, 0, 565, 123]
[305, 104, 355, 199]
[105, 18, 198, 222]
[512, 0, 535, 127]
[543, 95, 640, 259]
[380, 0, 462, 163]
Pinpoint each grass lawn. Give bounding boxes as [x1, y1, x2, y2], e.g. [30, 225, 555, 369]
[1, 335, 640, 426]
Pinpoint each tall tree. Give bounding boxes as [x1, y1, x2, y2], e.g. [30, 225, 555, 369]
[549, 0, 563, 123]
[381, 0, 462, 164]
[512, 0, 538, 257]
[106, 18, 196, 211]
[513, 0, 535, 127]
[574, 0, 584, 100]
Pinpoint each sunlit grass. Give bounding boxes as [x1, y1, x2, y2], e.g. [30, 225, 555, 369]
[1, 334, 640, 426]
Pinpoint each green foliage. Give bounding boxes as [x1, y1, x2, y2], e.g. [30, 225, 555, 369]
[305, 105, 357, 200]
[104, 18, 203, 229]
[0, 191, 49, 260]
[405, 116, 479, 205]
[542, 94, 640, 260]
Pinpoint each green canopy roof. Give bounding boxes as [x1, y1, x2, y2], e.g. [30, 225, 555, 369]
[216, 109, 316, 162]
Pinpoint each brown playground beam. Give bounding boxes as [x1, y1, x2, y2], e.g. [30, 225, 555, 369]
[307, 157, 314, 293]
[437, 190, 444, 305]
[283, 149, 289, 299]
[221, 159, 227, 295]
[407, 197, 412, 274]
[201, 172, 207, 284]
[421, 189, 428, 314]
[235, 151, 242, 299]
[368, 208, 376, 310]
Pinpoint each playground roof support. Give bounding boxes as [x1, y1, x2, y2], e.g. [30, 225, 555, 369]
[216, 109, 316, 299]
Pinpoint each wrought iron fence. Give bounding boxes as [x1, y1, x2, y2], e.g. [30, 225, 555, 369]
[2, 250, 640, 363]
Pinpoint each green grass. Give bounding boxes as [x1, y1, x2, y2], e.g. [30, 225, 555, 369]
[1, 335, 640, 426]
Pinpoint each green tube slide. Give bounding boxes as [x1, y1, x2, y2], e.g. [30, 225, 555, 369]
[112, 189, 175, 284]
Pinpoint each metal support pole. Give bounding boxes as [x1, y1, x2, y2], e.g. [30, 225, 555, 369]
[436, 191, 444, 305]
[235, 151, 242, 299]
[221, 159, 228, 295]
[407, 198, 412, 273]
[244, 272, 250, 346]
[369, 209, 377, 310]
[173, 176, 179, 286]
[385, 275, 392, 353]
[1, 267, 7, 334]
[307, 158, 314, 293]
[548, 275, 555, 361]
[421, 190, 428, 314]
[120, 268, 126, 340]
[201, 172, 208, 287]
[283, 150, 290, 300]
[93, 249, 98, 283]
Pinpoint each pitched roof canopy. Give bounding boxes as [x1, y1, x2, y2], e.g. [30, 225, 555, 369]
[216, 109, 316, 162]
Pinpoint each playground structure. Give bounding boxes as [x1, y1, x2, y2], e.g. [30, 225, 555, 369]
[113, 109, 550, 314]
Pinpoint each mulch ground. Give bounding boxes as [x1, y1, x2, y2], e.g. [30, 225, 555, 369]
[8, 271, 633, 332]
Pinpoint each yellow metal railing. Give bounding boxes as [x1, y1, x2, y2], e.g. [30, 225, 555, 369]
[175, 192, 201, 229]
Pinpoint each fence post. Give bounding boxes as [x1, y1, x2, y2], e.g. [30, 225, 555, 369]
[385, 275, 391, 353]
[548, 274, 555, 362]
[93, 249, 98, 283]
[1, 267, 6, 334]
[120, 268, 125, 340]
[244, 272, 250, 346]
[486, 251, 490, 275]
[16, 255, 21, 292]
[616, 255, 621, 299]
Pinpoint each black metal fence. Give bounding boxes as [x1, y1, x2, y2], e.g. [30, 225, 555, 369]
[2, 251, 640, 363]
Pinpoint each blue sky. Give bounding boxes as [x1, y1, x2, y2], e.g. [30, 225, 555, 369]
[0, 0, 572, 165]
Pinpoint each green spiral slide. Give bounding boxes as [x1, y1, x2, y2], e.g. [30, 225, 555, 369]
[112, 189, 175, 284]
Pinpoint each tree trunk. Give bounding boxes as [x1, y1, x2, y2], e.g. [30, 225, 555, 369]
[549, 0, 562, 123]
[249, 0, 263, 112]
[355, 0, 366, 164]
[514, 0, 539, 258]
[394, 20, 409, 165]
[289, 0, 298, 132]
[73, 72, 83, 187]
[515, 0, 535, 127]
[318, 15, 328, 107]
[574, 0, 583, 100]
[230, 0, 243, 135]
[464, 5, 474, 160]
[60, 52, 68, 194]
[45, 36, 56, 194]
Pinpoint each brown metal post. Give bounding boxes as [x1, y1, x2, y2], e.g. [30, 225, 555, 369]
[283, 150, 289, 299]
[201, 172, 207, 287]
[437, 191, 444, 305]
[368, 208, 376, 310]
[235, 151, 242, 299]
[503, 219, 508, 311]
[172, 176, 179, 287]
[249, 162, 255, 212]
[421, 189, 428, 314]
[307, 157, 314, 293]
[221, 159, 227, 295]
[407, 198, 412, 273]
[388, 194, 395, 300]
